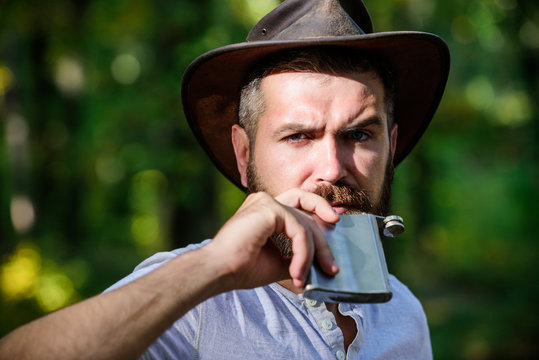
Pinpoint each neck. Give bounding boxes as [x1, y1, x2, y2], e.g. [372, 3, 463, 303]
[278, 280, 358, 351]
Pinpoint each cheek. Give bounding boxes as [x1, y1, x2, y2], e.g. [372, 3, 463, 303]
[351, 148, 387, 184]
[360, 135, 391, 171]
[252, 142, 310, 192]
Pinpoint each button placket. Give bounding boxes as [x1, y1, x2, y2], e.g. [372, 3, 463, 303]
[305, 301, 346, 358]
[338, 303, 364, 357]
[321, 319, 333, 330]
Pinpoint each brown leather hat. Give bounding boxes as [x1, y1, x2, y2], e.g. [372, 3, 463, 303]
[181, 0, 450, 190]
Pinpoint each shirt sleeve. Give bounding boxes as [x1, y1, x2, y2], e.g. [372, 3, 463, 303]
[102, 240, 212, 359]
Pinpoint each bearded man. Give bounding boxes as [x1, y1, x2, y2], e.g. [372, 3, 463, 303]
[0, 1, 449, 359]
[239, 48, 396, 258]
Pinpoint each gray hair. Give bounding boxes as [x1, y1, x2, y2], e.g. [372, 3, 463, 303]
[238, 47, 396, 143]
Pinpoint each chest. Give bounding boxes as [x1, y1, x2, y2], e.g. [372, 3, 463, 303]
[197, 294, 362, 359]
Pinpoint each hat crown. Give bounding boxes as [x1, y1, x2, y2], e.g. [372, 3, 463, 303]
[247, 0, 373, 42]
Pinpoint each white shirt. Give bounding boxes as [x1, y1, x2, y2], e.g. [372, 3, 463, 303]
[107, 241, 432, 359]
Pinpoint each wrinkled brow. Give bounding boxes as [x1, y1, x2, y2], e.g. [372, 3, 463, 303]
[336, 116, 384, 135]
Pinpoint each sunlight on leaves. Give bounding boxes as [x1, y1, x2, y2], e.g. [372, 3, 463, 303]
[111, 53, 141, 85]
[1, 243, 40, 300]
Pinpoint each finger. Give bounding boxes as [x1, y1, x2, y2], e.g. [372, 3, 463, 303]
[311, 221, 339, 277]
[284, 210, 337, 287]
[276, 189, 340, 224]
[278, 210, 314, 287]
[287, 225, 310, 287]
[293, 209, 338, 275]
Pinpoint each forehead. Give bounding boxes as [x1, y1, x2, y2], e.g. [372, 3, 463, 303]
[258, 70, 386, 124]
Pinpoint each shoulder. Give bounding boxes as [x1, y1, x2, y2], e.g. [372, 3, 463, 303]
[104, 240, 212, 292]
[388, 274, 425, 315]
[357, 274, 432, 358]
[369, 274, 428, 329]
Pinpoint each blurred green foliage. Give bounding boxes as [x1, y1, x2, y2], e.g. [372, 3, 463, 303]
[0, 0, 537, 358]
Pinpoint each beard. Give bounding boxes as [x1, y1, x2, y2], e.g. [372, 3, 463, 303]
[246, 155, 395, 257]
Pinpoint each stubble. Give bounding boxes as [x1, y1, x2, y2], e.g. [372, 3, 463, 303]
[245, 156, 394, 257]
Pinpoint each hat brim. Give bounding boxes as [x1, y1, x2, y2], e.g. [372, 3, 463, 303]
[181, 31, 450, 191]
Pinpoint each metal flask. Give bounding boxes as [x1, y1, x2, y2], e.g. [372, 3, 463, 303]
[303, 213, 404, 303]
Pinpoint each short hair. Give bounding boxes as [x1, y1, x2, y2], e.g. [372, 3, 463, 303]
[238, 47, 395, 143]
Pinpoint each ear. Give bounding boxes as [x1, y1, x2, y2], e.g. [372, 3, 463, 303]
[231, 124, 250, 188]
[390, 123, 398, 159]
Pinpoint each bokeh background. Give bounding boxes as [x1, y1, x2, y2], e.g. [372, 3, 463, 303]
[0, 0, 537, 358]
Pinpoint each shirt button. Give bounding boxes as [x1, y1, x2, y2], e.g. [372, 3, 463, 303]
[322, 319, 333, 330]
[336, 350, 345, 360]
[306, 299, 317, 307]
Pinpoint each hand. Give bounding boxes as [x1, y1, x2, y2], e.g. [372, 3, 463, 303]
[203, 189, 340, 291]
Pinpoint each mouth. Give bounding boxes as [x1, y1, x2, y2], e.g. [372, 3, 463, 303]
[331, 203, 365, 215]
[331, 203, 350, 215]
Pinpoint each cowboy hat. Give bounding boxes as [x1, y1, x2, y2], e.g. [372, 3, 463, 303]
[181, 0, 450, 190]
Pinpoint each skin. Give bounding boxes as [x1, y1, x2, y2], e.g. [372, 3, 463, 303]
[232, 70, 398, 348]
[0, 188, 338, 359]
[0, 70, 397, 359]
[234, 71, 397, 215]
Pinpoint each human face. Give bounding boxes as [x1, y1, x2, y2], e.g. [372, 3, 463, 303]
[232, 70, 398, 215]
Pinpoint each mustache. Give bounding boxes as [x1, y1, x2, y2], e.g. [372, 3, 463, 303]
[273, 183, 376, 258]
[313, 183, 375, 214]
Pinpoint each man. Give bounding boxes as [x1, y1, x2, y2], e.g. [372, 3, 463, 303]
[0, 0, 449, 358]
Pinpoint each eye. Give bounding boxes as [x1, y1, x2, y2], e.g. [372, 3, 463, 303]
[284, 133, 308, 142]
[348, 129, 369, 142]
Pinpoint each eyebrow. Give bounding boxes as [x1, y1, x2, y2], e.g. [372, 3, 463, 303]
[273, 115, 384, 138]
[335, 116, 384, 136]
[273, 123, 322, 138]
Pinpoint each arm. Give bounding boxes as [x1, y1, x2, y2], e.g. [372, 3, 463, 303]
[0, 247, 230, 359]
[0, 190, 339, 359]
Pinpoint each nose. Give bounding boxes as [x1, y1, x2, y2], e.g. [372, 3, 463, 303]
[312, 136, 347, 185]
